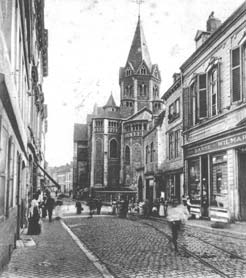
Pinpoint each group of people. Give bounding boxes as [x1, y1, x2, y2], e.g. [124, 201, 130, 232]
[87, 197, 103, 217]
[27, 190, 56, 235]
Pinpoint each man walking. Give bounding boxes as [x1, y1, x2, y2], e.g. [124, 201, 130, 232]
[46, 194, 55, 222]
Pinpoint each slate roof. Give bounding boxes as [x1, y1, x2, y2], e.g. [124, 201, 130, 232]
[126, 16, 152, 71]
[104, 94, 117, 107]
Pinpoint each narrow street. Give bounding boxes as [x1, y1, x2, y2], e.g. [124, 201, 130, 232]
[1, 202, 246, 278]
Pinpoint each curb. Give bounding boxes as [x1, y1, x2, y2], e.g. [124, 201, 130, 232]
[60, 220, 115, 278]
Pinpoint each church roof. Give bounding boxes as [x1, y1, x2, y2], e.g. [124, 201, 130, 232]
[104, 94, 117, 107]
[126, 16, 152, 71]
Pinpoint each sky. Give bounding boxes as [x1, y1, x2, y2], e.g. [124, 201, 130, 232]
[43, 0, 245, 167]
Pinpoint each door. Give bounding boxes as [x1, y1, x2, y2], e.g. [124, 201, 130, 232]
[138, 176, 143, 202]
[239, 153, 246, 220]
[201, 155, 209, 217]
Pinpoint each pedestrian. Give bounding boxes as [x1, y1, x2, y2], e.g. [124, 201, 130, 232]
[159, 198, 165, 217]
[75, 200, 83, 214]
[46, 194, 55, 222]
[167, 199, 189, 252]
[96, 199, 102, 215]
[41, 194, 47, 218]
[27, 194, 41, 235]
[87, 196, 95, 218]
[112, 199, 117, 215]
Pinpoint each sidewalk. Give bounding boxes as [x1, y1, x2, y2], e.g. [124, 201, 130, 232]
[186, 219, 246, 236]
[0, 218, 105, 278]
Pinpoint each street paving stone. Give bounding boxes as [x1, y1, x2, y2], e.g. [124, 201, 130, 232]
[1, 203, 246, 278]
[138, 218, 246, 278]
[0, 219, 103, 278]
[64, 217, 222, 278]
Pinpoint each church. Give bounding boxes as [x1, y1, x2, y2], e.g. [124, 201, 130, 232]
[73, 15, 163, 202]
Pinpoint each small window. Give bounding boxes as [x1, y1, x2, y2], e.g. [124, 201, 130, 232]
[150, 142, 154, 162]
[126, 67, 131, 77]
[169, 133, 174, 159]
[145, 145, 149, 164]
[125, 146, 130, 165]
[141, 66, 146, 75]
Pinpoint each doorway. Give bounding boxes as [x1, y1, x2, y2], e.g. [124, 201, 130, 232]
[239, 153, 246, 220]
[145, 179, 153, 204]
[138, 176, 143, 202]
[201, 155, 209, 217]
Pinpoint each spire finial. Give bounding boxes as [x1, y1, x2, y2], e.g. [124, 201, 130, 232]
[135, 0, 144, 18]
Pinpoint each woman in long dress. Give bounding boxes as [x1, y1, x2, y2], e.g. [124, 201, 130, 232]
[27, 196, 41, 235]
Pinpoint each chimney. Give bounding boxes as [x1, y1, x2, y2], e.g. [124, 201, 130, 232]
[194, 12, 222, 49]
[207, 12, 222, 33]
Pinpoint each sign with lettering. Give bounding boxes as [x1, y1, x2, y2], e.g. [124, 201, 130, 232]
[185, 131, 246, 157]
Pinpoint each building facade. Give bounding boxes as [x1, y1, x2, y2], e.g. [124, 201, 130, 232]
[161, 74, 184, 203]
[49, 163, 73, 194]
[74, 16, 163, 202]
[181, 3, 246, 221]
[0, 0, 48, 270]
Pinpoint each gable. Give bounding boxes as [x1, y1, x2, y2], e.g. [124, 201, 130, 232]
[125, 108, 152, 122]
[136, 60, 150, 75]
[151, 64, 161, 80]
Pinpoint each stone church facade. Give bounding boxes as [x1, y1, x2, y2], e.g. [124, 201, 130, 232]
[73, 16, 163, 201]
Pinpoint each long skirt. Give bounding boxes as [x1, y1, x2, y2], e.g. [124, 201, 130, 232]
[27, 217, 41, 235]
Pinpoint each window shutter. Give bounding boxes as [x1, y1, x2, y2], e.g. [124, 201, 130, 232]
[231, 47, 241, 102]
[183, 87, 192, 130]
[217, 62, 221, 113]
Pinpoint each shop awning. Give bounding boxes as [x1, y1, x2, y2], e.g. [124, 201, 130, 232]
[35, 162, 60, 189]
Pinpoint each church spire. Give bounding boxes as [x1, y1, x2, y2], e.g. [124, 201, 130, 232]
[126, 16, 152, 71]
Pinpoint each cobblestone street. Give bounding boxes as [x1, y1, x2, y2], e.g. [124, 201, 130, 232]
[1, 204, 246, 278]
[63, 214, 246, 278]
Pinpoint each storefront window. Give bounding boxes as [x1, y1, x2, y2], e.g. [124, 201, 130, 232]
[188, 159, 201, 203]
[167, 175, 174, 200]
[211, 152, 227, 207]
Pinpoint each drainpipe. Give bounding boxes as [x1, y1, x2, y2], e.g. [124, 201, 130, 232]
[16, 155, 21, 240]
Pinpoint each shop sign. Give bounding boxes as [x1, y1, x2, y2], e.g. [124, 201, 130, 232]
[185, 131, 246, 157]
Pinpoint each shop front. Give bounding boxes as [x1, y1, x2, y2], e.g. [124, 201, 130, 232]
[164, 170, 183, 204]
[184, 127, 246, 222]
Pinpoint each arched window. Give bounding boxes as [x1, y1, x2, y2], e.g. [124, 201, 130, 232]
[150, 142, 154, 162]
[146, 145, 149, 164]
[139, 83, 147, 96]
[153, 85, 159, 97]
[110, 139, 117, 158]
[141, 66, 146, 75]
[125, 146, 130, 165]
[126, 67, 131, 76]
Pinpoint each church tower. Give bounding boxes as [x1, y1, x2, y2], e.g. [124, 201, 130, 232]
[119, 16, 162, 118]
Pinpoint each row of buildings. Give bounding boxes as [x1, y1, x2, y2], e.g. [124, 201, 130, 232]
[73, 2, 246, 223]
[0, 0, 48, 270]
[48, 163, 73, 194]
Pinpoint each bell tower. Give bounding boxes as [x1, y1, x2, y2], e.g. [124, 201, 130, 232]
[119, 16, 162, 118]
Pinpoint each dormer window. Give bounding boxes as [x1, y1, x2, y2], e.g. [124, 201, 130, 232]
[125, 67, 132, 77]
[140, 66, 147, 75]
